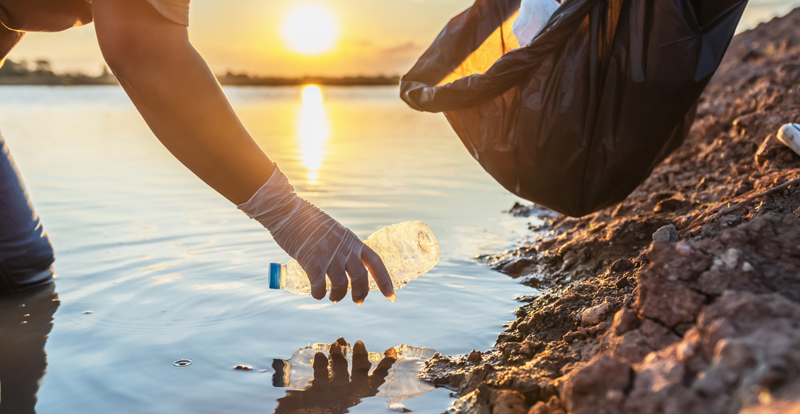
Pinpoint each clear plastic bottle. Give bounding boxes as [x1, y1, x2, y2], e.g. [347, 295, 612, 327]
[269, 222, 440, 295]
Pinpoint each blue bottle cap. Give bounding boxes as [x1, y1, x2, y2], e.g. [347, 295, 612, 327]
[269, 263, 286, 289]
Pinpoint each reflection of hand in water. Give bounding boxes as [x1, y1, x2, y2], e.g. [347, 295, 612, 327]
[274, 338, 397, 414]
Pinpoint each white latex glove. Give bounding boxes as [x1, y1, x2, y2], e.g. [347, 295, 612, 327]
[238, 165, 395, 303]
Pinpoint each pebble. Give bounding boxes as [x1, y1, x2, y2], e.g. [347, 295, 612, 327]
[722, 248, 740, 268]
[652, 224, 679, 243]
[676, 242, 692, 256]
[581, 302, 613, 326]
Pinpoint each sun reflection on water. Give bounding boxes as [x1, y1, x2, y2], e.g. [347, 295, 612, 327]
[297, 85, 330, 185]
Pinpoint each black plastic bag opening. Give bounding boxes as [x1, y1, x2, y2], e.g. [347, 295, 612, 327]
[401, 0, 748, 217]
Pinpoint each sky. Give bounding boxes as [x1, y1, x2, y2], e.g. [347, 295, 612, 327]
[6, 0, 800, 77]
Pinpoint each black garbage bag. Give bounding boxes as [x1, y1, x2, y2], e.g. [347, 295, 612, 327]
[401, 0, 748, 216]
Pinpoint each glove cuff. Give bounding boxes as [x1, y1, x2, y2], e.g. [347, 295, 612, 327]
[237, 165, 303, 231]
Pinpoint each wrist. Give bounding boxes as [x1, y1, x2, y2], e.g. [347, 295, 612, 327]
[238, 165, 302, 229]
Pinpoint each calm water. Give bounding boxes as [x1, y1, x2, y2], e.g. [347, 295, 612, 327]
[0, 85, 535, 413]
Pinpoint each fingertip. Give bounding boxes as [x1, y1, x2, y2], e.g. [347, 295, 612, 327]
[353, 340, 366, 354]
[311, 285, 326, 301]
[385, 347, 398, 359]
[387, 293, 397, 302]
[353, 291, 366, 306]
[313, 352, 327, 366]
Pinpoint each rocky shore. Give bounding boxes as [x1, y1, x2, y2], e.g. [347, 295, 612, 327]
[426, 9, 800, 414]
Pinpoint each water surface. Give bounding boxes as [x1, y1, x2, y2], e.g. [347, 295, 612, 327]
[0, 85, 534, 413]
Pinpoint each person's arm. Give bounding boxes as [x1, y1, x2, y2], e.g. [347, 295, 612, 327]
[91, 0, 395, 304]
[0, 24, 24, 66]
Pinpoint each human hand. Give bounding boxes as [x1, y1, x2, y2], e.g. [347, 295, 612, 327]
[274, 338, 398, 414]
[238, 166, 395, 304]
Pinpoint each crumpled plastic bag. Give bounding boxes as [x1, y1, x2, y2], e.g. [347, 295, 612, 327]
[401, 0, 748, 216]
[512, 0, 560, 47]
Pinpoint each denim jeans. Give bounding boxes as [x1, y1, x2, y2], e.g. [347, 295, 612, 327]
[0, 131, 54, 293]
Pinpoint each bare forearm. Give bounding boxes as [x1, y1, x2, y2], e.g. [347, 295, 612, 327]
[93, 0, 274, 204]
[0, 24, 24, 64]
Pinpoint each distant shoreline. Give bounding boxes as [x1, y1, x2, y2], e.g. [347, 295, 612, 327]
[1, 58, 401, 87]
[0, 74, 401, 87]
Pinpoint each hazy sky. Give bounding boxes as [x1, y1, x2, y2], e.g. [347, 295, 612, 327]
[6, 0, 800, 77]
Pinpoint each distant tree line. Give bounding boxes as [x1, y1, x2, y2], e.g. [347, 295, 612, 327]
[217, 71, 400, 86]
[0, 59, 401, 87]
[0, 59, 116, 85]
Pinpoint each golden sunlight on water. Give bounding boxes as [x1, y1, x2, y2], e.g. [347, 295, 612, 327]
[297, 85, 330, 185]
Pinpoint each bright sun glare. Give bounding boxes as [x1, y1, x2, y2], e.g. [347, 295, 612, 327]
[297, 85, 329, 185]
[282, 4, 340, 55]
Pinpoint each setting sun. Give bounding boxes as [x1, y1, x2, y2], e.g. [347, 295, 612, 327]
[282, 4, 340, 55]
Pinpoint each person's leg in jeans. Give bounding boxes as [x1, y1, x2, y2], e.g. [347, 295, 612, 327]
[0, 132, 55, 293]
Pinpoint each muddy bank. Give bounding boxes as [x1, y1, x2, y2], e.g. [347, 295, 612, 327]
[426, 9, 800, 414]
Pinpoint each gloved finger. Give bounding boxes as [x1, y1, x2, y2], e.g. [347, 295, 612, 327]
[352, 340, 371, 373]
[351, 340, 371, 388]
[345, 251, 370, 305]
[329, 341, 349, 387]
[361, 245, 396, 301]
[377, 347, 398, 370]
[307, 269, 327, 301]
[312, 352, 329, 382]
[326, 259, 349, 304]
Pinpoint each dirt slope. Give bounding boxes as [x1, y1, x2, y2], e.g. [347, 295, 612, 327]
[425, 8, 800, 414]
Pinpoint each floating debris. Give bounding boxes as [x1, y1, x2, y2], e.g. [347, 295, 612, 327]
[84, 311, 93, 314]
[172, 359, 193, 367]
[234, 365, 253, 371]
[388, 402, 408, 412]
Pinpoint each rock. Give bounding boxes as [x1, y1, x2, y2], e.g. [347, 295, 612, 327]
[623, 291, 800, 414]
[609, 258, 634, 273]
[610, 308, 641, 336]
[527, 396, 566, 414]
[494, 257, 538, 277]
[581, 302, 614, 326]
[637, 273, 706, 327]
[234, 365, 252, 371]
[490, 389, 528, 414]
[714, 339, 754, 368]
[654, 198, 689, 213]
[468, 349, 483, 363]
[652, 225, 678, 243]
[558, 356, 632, 414]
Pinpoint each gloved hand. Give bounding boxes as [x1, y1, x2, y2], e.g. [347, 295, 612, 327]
[238, 165, 395, 304]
